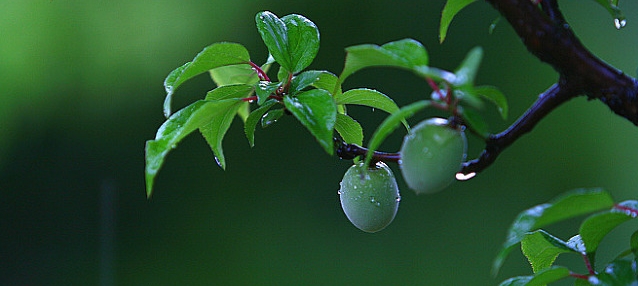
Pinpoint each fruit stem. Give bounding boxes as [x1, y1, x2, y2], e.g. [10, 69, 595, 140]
[614, 203, 638, 216]
[249, 61, 270, 82]
[242, 95, 283, 102]
[334, 138, 400, 163]
[569, 272, 589, 281]
[582, 253, 596, 275]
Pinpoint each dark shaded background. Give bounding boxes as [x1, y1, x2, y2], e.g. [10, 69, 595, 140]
[2, 0, 638, 285]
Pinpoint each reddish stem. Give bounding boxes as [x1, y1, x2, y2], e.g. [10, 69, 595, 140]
[242, 96, 257, 102]
[614, 204, 638, 216]
[426, 77, 445, 101]
[248, 61, 270, 82]
[241, 95, 283, 102]
[582, 253, 595, 275]
[569, 272, 589, 280]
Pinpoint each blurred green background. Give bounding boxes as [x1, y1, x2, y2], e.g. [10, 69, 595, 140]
[2, 0, 638, 285]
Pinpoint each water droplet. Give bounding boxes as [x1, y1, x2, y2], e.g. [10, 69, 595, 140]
[395, 196, 401, 202]
[588, 276, 600, 285]
[369, 196, 381, 207]
[263, 119, 277, 126]
[614, 18, 627, 29]
[456, 172, 476, 181]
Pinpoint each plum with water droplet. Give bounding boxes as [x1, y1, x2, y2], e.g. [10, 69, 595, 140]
[339, 161, 401, 233]
[399, 117, 467, 194]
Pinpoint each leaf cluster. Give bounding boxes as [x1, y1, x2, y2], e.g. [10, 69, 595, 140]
[495, 188, 638, 286]
[145, 11, 508, 198]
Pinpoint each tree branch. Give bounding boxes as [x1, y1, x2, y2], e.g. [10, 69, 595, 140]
[461, 83, 572, 174]
[458, 0, 638, 176]
[334, 138, 400, 163]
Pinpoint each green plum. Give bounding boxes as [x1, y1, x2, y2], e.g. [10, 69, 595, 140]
[339, 161, 401, 233]
[399, 117, 467, 194]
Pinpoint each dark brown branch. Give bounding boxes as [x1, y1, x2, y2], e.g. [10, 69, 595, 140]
[461, 83, 572, 174]
[334, 138, 400, 162]
[539, 0, 565, 26]
[458, 0, 638, 176]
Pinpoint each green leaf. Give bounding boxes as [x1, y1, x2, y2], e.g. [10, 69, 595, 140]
[593, 0, 625, 29]
[336, 88, 409, 130]
[209, 64, 259, 87]
[261, 108, 285, 128]
[290, 70, 330, 94]
[499, 276, 533, 286]
[336, 88, 401, 114]
[580, 201, 638, 256]
[521, 230, 582, 273]
[281, 14, 320, 73]
[631, 230, 638, 257]
[236, 101, 250, 122]
[575, 279, 592, 286]
[453, 46, 483, 87]
[312, 71, 341, 95]
[498, 266, 570, 286]
[475, 85, 508, 119]
[163, 42, 250, 117]
[283, 89, 337, 155]
[381, 39, 429, 66]
[364, 100, 431, 167]
[595, 259, 638, 285]
[244, 99, 278, 147]
[199, 85, 253, 170]
[413, 66, 457, 83]
[459, 107, 488, 138]
[145, 99, 243, 197]
[255, 81, 281, 105]
[440, 0, 477, 43]
[493, 188, 614, 275]
[277, 65, 292, 83]
[255, 12, 320, 73]
[453, 87, 484, 110]
[339, 39, 428, 83]
[524, 266, 571, 286]
[335, 113, 364, 146]
[204, 84, 253, 101]
[256, 12, 290, 70]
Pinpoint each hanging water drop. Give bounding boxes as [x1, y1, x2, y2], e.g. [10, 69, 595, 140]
[614, 17, 627, 29]
[456, 172, 476, 181]
[612, 6, 627, 30]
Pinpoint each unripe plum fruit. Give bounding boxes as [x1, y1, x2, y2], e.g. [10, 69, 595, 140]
[339, 161, 401, 233]
[399, 117, 467, 194]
